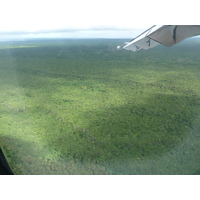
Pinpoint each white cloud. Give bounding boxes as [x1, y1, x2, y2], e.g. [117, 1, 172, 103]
[0, 0, 152, 33]
[0, 0, 196, 39]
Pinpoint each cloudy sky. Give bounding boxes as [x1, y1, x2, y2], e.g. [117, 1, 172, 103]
[0, 0, 198, 40]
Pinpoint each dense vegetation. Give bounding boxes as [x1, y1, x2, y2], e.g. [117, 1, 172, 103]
[0, 38, 200, 174]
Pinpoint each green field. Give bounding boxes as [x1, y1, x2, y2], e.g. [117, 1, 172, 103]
[0, 38, 200, 174]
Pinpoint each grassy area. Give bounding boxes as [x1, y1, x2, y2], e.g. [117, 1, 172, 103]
[0, 38, 200, 174]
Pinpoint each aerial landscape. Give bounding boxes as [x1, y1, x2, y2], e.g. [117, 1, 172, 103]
[0, 38, 200, 174]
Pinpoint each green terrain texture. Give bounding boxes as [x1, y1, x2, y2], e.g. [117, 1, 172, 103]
[0, 38, 200, 174]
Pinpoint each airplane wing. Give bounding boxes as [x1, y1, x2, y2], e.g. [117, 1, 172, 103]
[123, 25, 200, 52]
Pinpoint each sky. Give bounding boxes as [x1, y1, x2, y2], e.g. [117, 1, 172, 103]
[0, 0, 198, 40]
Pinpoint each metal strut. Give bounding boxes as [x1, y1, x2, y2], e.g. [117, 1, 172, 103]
[173, 26, 178, 43]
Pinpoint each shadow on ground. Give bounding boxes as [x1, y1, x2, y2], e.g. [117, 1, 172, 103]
[48, 93, 198, 166]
